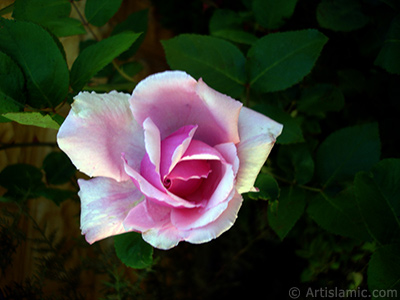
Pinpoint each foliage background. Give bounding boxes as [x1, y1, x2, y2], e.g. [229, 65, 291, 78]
[0, 0, 399, 299]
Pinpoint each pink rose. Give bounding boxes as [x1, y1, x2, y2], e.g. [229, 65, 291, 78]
[57, 71, 282, 250]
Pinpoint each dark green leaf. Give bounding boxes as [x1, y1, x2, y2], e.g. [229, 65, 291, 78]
[114, 232, 153, 269]
[375, 15, 400, 75]
[354, 161, 400, 245]
[70, 31, 141, 92]
[85, 0, 123, 27]
[368, 243, 400, 299]
[317, 0, 369, 32]
[35, 188, 75, 206]
[315, 122, 381, 187]
[12, 0, 85, 37]
[297, 84, 345, 116]
[2, 112, 61, 130]
[209, 9, 257, 45]
[277, 143, 314, 185]
[0, 51, 25, 106]
[248, 173, 280, 200]
[307, 188, 372, 241]
[0, 18, 69, 108]
[252, 0, 298, 29]
[0, 164, 44, 199]
[42, 152, 76, 185]
[247, 29, 328, 93]
[111, 9, 148, 59]
[255, 103, 304, 144]
[268, 186, 306, 240]
[162, 34, 246, 98]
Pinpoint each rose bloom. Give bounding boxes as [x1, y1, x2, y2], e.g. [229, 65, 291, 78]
[57, 71, 282, 250]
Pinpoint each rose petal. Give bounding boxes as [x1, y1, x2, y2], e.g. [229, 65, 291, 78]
[57, 91, 144, 182]
[130, 71, 242, 145]
[184, 190, 243, 244]
[160, 124, 198, 178]
[214, 142, 240, 175]
[79, 177, 143, 244]
[142, 224, 184, 250]
[235, 106, 283, 194]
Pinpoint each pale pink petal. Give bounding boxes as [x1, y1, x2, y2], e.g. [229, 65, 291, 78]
[142, 224, 184, 250]
[57, 91, 144, 182]
[236, 107, 283, 194]
[123, 156, 200, 209]
[184, 190, 243, 244]
[180, 140, 224, 161]
[78, 177, 143, 244]
[130, 71, 242, 145]
[123, 199, 171, 232]
[160, 124, 198, 178]
[214, 143, 240, 175]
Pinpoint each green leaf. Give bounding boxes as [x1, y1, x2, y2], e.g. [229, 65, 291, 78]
[0, 18, 69, 108]
[162, 34, 246, 98]
[254, 103, 304, 144]
[316, 0, 369, 32]
[0, 51, 25, 105]
[70, 31, 141, 92]
[1, 112, 61, 130]
[315, 122, 381, 187]
[114, 232, 153, 269]
[42, 152, 76, 185]
[268, 186, 306, 240]
[354, 160, 400, 245]
[375, 15, 400, 75]
[368, 244, 400, 299]
[247, 29, 328, 93]
[252, 0, 298, 29]
[35, 187, 75, 206]
[111, 9, 148, 60]
[85, 0, 123, 27]
[0, 164, 44, 200]
[248, 173, 280, 200]
[12, 0, 85, 37]
[297, 84, 345, 116]
[277, 143, 314, 185]
[307, 188, 372, 242]
[209, 9, 257, 45]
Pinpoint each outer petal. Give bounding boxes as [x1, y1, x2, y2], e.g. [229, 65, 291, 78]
[235, 107, 283, 194]
[130, 71, 242, 145]
[57, 91, 145, 182]
[79, 177, 143, 244]
[184, 190, 243, 244]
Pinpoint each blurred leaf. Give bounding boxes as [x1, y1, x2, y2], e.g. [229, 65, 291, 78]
[0, 3, 13, 16]
[297, 84, 345, 116]
[114, 232, 153, 269]
[268, 186, 306, 240]
[307, 188, 372, 241]
[2, 112, 60, 130]
[354, 160, 400, 245]
[42, 152, 76, 185]
[12, 0, 85, 37]
[85, 0, 123, 27]
[255, 103, 304, 144]
[70, 31, 141, 92]
[209, 9, 257, 45]
[315, 122, 381, 187]
[0, 164, 44, 200]
[111, 9, 148, 59]
[252, 0, 298, 29]
[247, 29, 328, 93]
[317, 0, 369, 32]
[368, 243, 400, 299]
[0, 18, 69, 108]
[35, 188, 75, 206]
[162, 34, 246, 98]
[375, 14, 400, 75]
[277, 143, 314, 185]
[248, 173, 280, 200]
